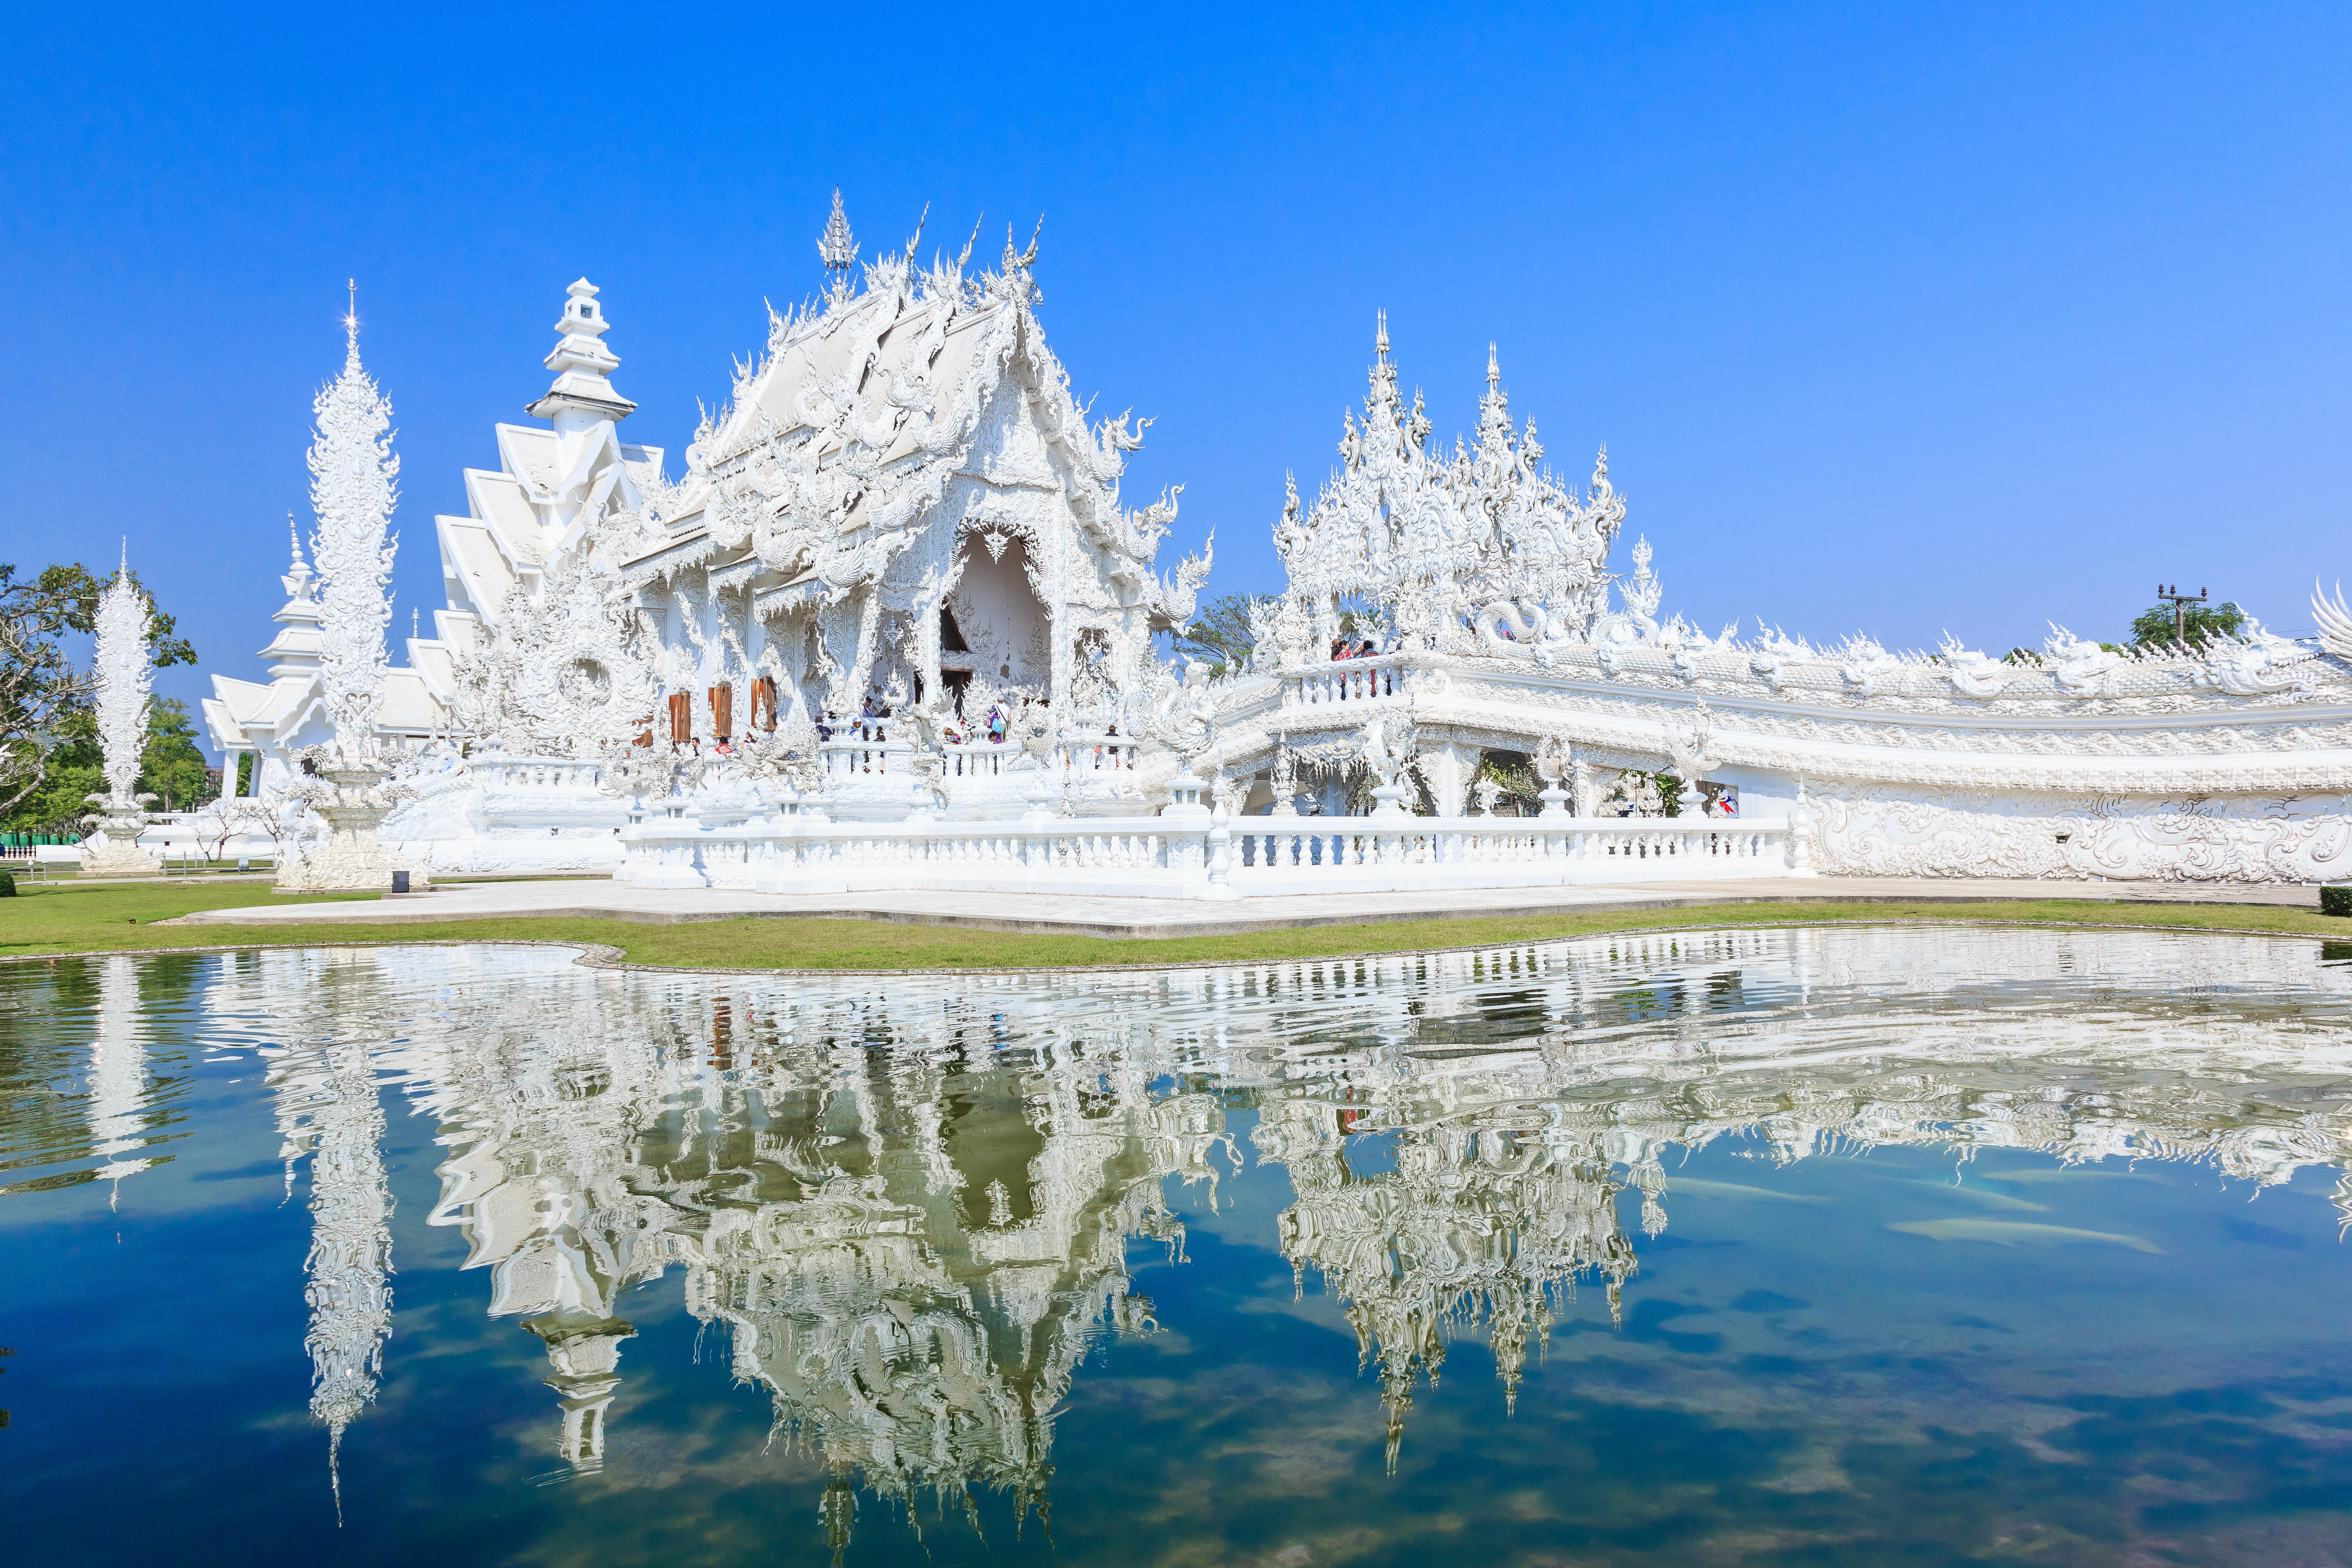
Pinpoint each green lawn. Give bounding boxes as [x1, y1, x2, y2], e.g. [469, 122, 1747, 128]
[1, 878, 2345, 972]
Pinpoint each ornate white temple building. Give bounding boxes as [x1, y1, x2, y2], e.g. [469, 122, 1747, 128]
[201, 196, 2352, 888]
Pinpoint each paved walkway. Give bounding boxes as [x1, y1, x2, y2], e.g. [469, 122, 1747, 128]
[164, 874, 2324, 941]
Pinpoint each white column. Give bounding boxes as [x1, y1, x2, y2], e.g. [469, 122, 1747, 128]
[1426, 740, 1472, 819]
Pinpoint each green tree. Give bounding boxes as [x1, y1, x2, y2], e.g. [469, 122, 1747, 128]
[4, 708, 100, 834]
[1172, 592, 1269, 676]
[1473, 751, 1544, 815]
[2128, 598, 2246, 652]
[140, 698, 212, 813]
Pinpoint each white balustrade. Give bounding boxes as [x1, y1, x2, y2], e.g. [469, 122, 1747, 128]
[942, 742, 1011, 777]
[471, 753, 607, 792]
[619, 808, 1792, 900]
[1282, 655, 1411, 710]
[1056, 731, 1140, 772]
[820, 735, 916, 778]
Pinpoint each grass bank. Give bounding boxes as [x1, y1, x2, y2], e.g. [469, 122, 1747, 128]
[2, 879, 2345, 972]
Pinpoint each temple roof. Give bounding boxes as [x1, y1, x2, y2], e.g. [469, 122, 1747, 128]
[619, 207, 1200, 619]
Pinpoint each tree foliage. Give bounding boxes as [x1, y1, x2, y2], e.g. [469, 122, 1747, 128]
[1171, 592, 1268, 676]
[1, 699, 214, 831]
[0, 561, 197, 819]
[2128, 599, 2246, 652]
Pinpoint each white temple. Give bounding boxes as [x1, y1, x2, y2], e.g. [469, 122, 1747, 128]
[199, 196, 2352, 890]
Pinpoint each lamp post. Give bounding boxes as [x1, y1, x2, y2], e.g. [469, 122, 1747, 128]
[2157, 583, 2208, 646]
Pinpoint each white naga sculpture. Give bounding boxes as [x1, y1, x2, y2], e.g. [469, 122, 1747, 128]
[79, 548, 165, 875]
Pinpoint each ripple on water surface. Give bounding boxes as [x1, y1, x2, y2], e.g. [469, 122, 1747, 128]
[4, 926, 2352, 1567]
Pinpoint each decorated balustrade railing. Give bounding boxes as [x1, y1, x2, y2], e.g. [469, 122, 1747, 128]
[468, 754, 607, 791]
[935, 735, 1138, 780]
[1281, 654, 1413, 710]
[820, 735, 917, 778]
[624, 805, 1210, 896]
[942, 741, 1014, 777]
[1059, 732, 1140, 771]
[618, 804, 1795, 899]
[1232, 816, 1787, 889]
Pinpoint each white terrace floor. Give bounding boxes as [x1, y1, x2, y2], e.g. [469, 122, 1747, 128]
[166, 875, 2327, 941]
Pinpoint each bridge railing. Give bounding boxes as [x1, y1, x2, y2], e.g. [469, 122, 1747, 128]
[1281, 655, 1412, 710]
[618, 807, 1794, 899]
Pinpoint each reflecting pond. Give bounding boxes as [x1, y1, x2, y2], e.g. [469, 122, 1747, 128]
[7, 927, 2352, 1566]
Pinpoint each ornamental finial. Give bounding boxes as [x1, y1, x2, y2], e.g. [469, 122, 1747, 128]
[343, 279, 360, 363]
[1001, 215, 1043, 275]
[1487, 342, 1500, 385]
[818, 189, 858, 290]
[1375, 310, 1390, 363]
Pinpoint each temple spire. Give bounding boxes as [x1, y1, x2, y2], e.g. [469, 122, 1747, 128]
[307, 309, 399, 754]
[525, 279, 634, 428]
[1375, 310, 1390, 363]
[819, 189, 859, 298]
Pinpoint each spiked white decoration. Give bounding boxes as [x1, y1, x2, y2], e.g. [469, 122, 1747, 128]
[78, 547, 164, 875]
[90, 545, 151, 812]
[309, 288, 399, 757]
[274, 292, 426, 893]
[268, 1019, 394, 1520]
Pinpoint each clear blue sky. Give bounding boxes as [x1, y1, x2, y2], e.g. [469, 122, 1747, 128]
[5, 4, 2347, 746]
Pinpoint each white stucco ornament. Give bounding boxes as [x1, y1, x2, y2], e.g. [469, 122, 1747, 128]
[80, 548, 165, 875]
[276, 294, 425, 891]
[310, 290, 399, 757]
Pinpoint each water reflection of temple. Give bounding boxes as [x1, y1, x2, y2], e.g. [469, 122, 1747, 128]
[246, 958, 1243, 1548]
[156, 927, 2352, 1523]
[1255, 1098, 1637, 1469]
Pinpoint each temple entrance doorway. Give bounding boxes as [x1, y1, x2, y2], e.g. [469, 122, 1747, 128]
[948, 528, 1050, 700]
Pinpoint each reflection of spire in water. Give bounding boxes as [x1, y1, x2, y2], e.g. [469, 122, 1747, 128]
[528, 1313, 636, 1470]
[86, 955, 155, 1197]
[300, 1027, 393, 1521]
[239, 954, 398, 1520]
[1258, 1104, 1634, 1470]
[413, 966, 682, 1477]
